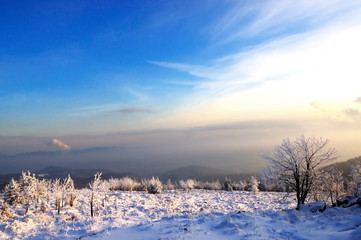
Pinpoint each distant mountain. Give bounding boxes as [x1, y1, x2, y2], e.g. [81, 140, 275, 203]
[11, 146, 120, 159]
[324, 156, 361, 179]
[160, 165, 255, 182]
[36, 165, 107, 179]
[0, 166, 140, 190]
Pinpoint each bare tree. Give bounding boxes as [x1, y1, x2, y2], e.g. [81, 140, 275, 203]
[263, 135, 338, 209]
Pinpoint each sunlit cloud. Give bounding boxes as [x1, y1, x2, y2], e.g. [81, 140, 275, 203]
[354, 97, 361, 104]
[151, 5, 361, 127]
[51, 139, 71, 151]
[310, 102, 327, 113]
[344, 108, 361, 121]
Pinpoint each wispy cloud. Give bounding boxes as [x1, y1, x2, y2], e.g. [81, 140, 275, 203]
[118, 108, 151, 114]
[125, 87, 148, 101]
[70, 104, 121, 116]
[208, 0, 361, 44]
[150, 1, 361, 130]
[152, 0, 361, 98]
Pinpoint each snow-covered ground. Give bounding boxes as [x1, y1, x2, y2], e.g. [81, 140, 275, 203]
[1, 190, 360, 239]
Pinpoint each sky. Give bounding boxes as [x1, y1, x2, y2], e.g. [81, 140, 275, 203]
[1, 0, 361, 174]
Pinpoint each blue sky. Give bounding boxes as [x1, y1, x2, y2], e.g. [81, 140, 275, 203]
[1, 0, 361, 172]
[1, 0, 238, 134]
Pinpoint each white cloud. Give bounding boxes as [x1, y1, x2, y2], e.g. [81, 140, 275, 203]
[150, 1, 361, 131]
[209, 0, 361, 44]
[51, 139, 71, 151]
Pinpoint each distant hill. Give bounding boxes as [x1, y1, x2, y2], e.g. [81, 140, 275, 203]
[160, 165, 255, 182]
[0, 166, 140, 190]
[323, 156, 361, 180]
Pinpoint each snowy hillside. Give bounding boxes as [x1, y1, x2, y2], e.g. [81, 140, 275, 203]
[1, 189, 360, 239]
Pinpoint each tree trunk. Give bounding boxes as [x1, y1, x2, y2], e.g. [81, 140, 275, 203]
[90, 192, 94, 217]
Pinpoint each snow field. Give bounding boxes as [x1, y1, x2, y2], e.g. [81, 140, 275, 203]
[1, 190, 360, 240]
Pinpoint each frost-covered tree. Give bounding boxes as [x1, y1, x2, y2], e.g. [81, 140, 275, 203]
[250, 176, 259, 194]
[18, 172, 39, 214]
[63, 175, 76, 207]
[89, 172, 102, 217]
[263, 136, 338, 209]
[312, 168, 345, 205]
[3, 178, 22, 205]
[52, 179, 62, 214]
[35, 179, 48, 204]
[350, 162, 361, 196]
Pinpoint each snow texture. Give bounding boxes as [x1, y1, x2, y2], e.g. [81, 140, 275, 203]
[0, 190, 360, 240]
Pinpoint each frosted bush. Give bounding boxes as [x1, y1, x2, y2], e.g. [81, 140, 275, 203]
[52, 179, 62, 214]
[18, 172, 42, 214]
[163, 179, 176, 190]
[89, 172, 102, 217]
[64, 175, 76, 207]
[232, 180, 248, 191]
[193, 180, 206, 189]
[250, 176, 259, 194]
[99, 180, 110, 207]
[204, 180, 222, 190]
[110, 177, 141, 191]
[4, 178, 22, 206]
[179, 179, 195, 191]
[143, 177, 163, 194]
[223, 177, 233, 191]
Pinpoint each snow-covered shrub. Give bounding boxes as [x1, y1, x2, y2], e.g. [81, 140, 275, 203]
[250, 176, 259, 194]
[35, 179, 49, 204]
[0, 202, 13, 221]
[89, 172, 102, 217]
[350, 162, 361, 196]
[52, 179, 62, 214]
[163, 179, 176, 190]
[109, 177, 141, 191]
[232, 180, 248, 191]
[223, 177, 233, 191]
[193, 180, 205, 189]
[179, 179, 195, 192]
[142, 177, 163, 194]
[99, 180, 110, 207]
[63, 175, 76, 207]
[50, 176, 75, 214]
[204, 180, 222, 190]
